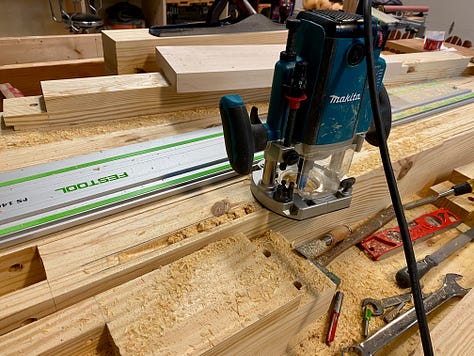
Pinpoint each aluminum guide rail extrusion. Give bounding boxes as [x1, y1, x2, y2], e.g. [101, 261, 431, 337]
[0, 127, 261, 248]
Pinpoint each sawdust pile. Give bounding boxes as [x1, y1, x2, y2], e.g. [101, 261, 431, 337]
[0, 102, 268, 151]
[0, 107, 218, 149]
[115, 203, 261, 264]
[98, 232, 314, 354]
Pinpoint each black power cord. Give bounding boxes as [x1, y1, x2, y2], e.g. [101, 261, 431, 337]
[362, 1, 434, 354]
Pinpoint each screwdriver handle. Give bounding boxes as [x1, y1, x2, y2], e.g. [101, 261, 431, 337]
[322, 224, 353, 245]
[395, 255, 438, 289]
[453, 178, 474, 196]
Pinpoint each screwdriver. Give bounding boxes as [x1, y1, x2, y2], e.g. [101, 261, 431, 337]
[403, 178, 474, 210]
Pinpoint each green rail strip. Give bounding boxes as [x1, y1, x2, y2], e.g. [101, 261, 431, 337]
[0, 132, 223, 188]
[0, 163, 231, 236]
[0, 153, 265, 238]
[393, 92, 474, 121]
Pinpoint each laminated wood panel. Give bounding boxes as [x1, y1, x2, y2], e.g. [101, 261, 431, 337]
[0, 105, 472, 337]
[0, 233, 335, 355]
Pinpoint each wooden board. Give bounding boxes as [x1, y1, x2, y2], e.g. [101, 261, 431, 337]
[0, 232, 335, 355]
[0, 34, 103, 65]
[156, 45, 284, 92]
[97, 233, 333, 355]
[382, 51, 472, 85]
[101, 29, 288, 74]
[411, 289, 474, 355]
[153, 45, 471, 93]
[385, 38, 474, 60]
[3, 72, 270, 129]
[429, 162, 474, 225]
[0, 58, 105, 102]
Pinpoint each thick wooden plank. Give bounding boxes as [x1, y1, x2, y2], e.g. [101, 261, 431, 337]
[97, 233, 331, 355]
[101, 29, 288, 74]
[3, 72, 270, 129]
[385, 38, 474, 60]
[154, 45, 470, 93]
[0, 34, 103, 65]
[0, 233, 334, 355]
[156, 45, 284, 92]
[0, 298, 110, 355]
[382, 51, 471, 85]
[0, 58, 105, 97]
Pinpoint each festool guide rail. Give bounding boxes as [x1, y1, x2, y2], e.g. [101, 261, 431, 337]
[0, 127, 248, 249]
[1, 83, 472, 249]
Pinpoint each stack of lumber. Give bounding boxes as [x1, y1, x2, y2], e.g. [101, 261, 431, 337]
[2, 30, 472, 130]
[1, 24, 474, 354]
[2, 30, 289, 130]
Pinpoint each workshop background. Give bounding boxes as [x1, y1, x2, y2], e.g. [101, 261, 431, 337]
[1, 0, 472, 40]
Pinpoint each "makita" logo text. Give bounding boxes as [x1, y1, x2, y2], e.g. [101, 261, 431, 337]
[329, 93, 361, 104]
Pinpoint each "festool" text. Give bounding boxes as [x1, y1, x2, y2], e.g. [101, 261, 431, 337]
[55, 172, 129, 194]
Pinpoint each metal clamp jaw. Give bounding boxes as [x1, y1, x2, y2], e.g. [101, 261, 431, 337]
[49, 0, 103, 33]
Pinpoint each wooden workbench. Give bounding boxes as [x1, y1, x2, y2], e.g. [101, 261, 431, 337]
[1, 74, 473, 354]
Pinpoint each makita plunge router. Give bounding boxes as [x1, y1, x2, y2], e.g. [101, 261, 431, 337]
[219, 10, 392, 220]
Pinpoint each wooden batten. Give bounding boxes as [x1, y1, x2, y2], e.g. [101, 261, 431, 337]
[382, 51, 471, 85]
[385, 38, 474, 61]
[0, 58, 105, 97]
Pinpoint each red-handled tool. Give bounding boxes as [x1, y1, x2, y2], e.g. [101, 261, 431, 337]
[326, 290, 344, 345]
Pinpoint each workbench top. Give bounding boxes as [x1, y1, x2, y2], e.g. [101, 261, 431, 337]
[1, 76, 473, 355]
